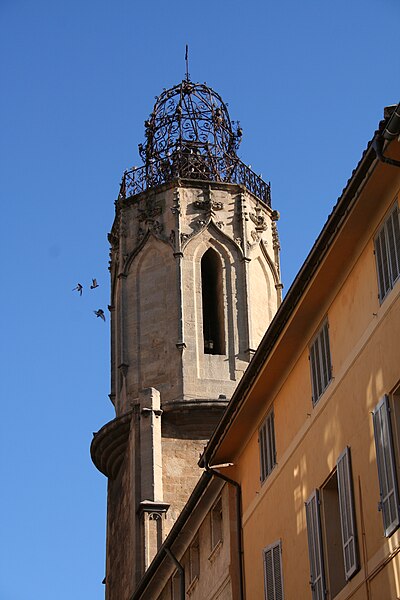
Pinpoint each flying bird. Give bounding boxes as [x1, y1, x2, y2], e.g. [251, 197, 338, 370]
[90, 278, 99, 289]
[94, 309, 106, 321]
[73, 283, 83, 296]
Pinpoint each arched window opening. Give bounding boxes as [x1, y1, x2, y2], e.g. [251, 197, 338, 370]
[201, 249, 225, 355]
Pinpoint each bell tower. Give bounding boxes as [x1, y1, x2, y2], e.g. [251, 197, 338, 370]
[91, 78, 282, 600]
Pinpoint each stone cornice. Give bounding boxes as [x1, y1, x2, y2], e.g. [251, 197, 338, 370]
[90, 411, 133, 479]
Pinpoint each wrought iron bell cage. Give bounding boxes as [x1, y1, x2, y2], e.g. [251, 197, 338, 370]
[119, 79, 271, 206]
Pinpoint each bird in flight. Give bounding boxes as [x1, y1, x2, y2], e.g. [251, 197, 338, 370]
[94, 309, 106, 321]
[90, 278, 99, 289]
[73, 283, 83, 296]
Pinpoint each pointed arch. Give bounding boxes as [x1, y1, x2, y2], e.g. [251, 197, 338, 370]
[201, 248, 225, 355]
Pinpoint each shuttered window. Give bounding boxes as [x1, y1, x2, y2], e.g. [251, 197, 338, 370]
[373, 396, 400, 536]
[336, 447, 359, 579]
[259, 408, 276, 483]
[375, 202, 400, 302]
[263, 540, 284, 600]
[309, 320, 332, 405]
[305, 490, 326, 600]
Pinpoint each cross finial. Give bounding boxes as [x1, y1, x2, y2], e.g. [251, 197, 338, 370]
[185, 44, 190, 81]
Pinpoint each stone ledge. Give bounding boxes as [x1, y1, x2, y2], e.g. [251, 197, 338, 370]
[90, 412, 133, 479]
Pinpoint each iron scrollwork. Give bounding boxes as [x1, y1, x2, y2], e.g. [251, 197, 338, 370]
[118, 79, 271, 206]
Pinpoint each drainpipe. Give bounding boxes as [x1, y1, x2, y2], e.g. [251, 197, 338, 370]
[205, 465, 245, 600]
[165, 547, 185, 600]
[373, 102, 400, 168]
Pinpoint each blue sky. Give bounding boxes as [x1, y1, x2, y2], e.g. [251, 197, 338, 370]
[0, 0, 398, 598]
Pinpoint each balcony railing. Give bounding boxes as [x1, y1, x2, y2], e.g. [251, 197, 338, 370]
[118, 152, 271, 206]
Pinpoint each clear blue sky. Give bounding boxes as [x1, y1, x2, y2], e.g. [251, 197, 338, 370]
[0, 0, 398, 598]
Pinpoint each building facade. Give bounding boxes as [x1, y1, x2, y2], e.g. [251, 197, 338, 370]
[90, 78, 282, 599]
[202, 104, 400, 599]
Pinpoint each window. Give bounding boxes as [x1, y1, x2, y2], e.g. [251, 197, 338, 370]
[372, 395, 400, 536]
[211, 497, 223, 549]
[305, 447, 359, 599]
[201, 248, 225, 354]
[189, 537, 200, 583]
[374, 202, 400, 302]
[263, 540, 284, 600]
[259, 408, 276, 483]
[309, 320, 332, 405]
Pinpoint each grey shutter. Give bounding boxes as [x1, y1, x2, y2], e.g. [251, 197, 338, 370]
[336, 447, 359, 580]
[387, 204, 400, 283]
[259, 409, 276, 482]
[375, 226, 390, 301]
[310, 321, 332, 405]
[263, 540, 284, 600]
[375, 203, 400, 301]
[373, 395, 400, 536]
[305, 491, 326, 600]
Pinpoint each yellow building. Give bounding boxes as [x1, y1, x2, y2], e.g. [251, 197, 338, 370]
[200, 103, 400, 600]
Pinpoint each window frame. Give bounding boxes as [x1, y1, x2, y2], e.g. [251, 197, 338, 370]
[374, 200, 400, 303]
[306, 448, 359, 599]
[259, 407, 277, 484]
[309, 319, 332, 405]
[336, 447, 359, 580]
[372, 394, 400, 537]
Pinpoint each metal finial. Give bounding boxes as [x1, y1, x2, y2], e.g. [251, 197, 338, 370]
[185, 44, 190, 81]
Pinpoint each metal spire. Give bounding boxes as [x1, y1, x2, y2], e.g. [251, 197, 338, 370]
[185, 44, 190, 81]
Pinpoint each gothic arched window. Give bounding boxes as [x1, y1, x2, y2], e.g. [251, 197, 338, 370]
[201, 249, 225, 355]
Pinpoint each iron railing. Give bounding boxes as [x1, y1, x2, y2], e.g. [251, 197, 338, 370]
[118, 153, 271, 206]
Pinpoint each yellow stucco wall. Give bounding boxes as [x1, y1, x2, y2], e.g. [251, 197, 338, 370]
[227, 168, 400, 599]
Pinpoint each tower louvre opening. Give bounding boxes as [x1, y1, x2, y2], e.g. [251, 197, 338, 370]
[201, 248, 225, 355]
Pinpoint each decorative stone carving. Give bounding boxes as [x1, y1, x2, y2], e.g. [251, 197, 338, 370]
[249, 208, 268, 231]
[194, 198, 223, 212]
[196, 219, 207, 230]
[152, 221, 163, 235]
[181, 232, 190, 244]
[216, 221, 224, 229]
[138, 196, 162, 222]
[272, 221, 280, 250]
[171, 190, 181, 215]
[137, 227, 146, 243]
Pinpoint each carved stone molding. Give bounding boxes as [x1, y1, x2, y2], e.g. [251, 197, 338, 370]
[138, 196, 162, 222]
[249, 208, 268, 231]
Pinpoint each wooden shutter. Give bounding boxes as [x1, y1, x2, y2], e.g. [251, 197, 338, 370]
[259, 409, 276, 482]
[305, 491, 326, 600]
[336, 447, 359, 579]
[375, 203, 400, 302]
[310, 320, 332, 404]
[373, 396, 400, 536]
[375, 226, 391, 301]
[263, 540, 284, 600]
[387, 204, 400, 284]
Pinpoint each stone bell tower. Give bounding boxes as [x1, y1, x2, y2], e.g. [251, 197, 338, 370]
[91, 77, 282, 600]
